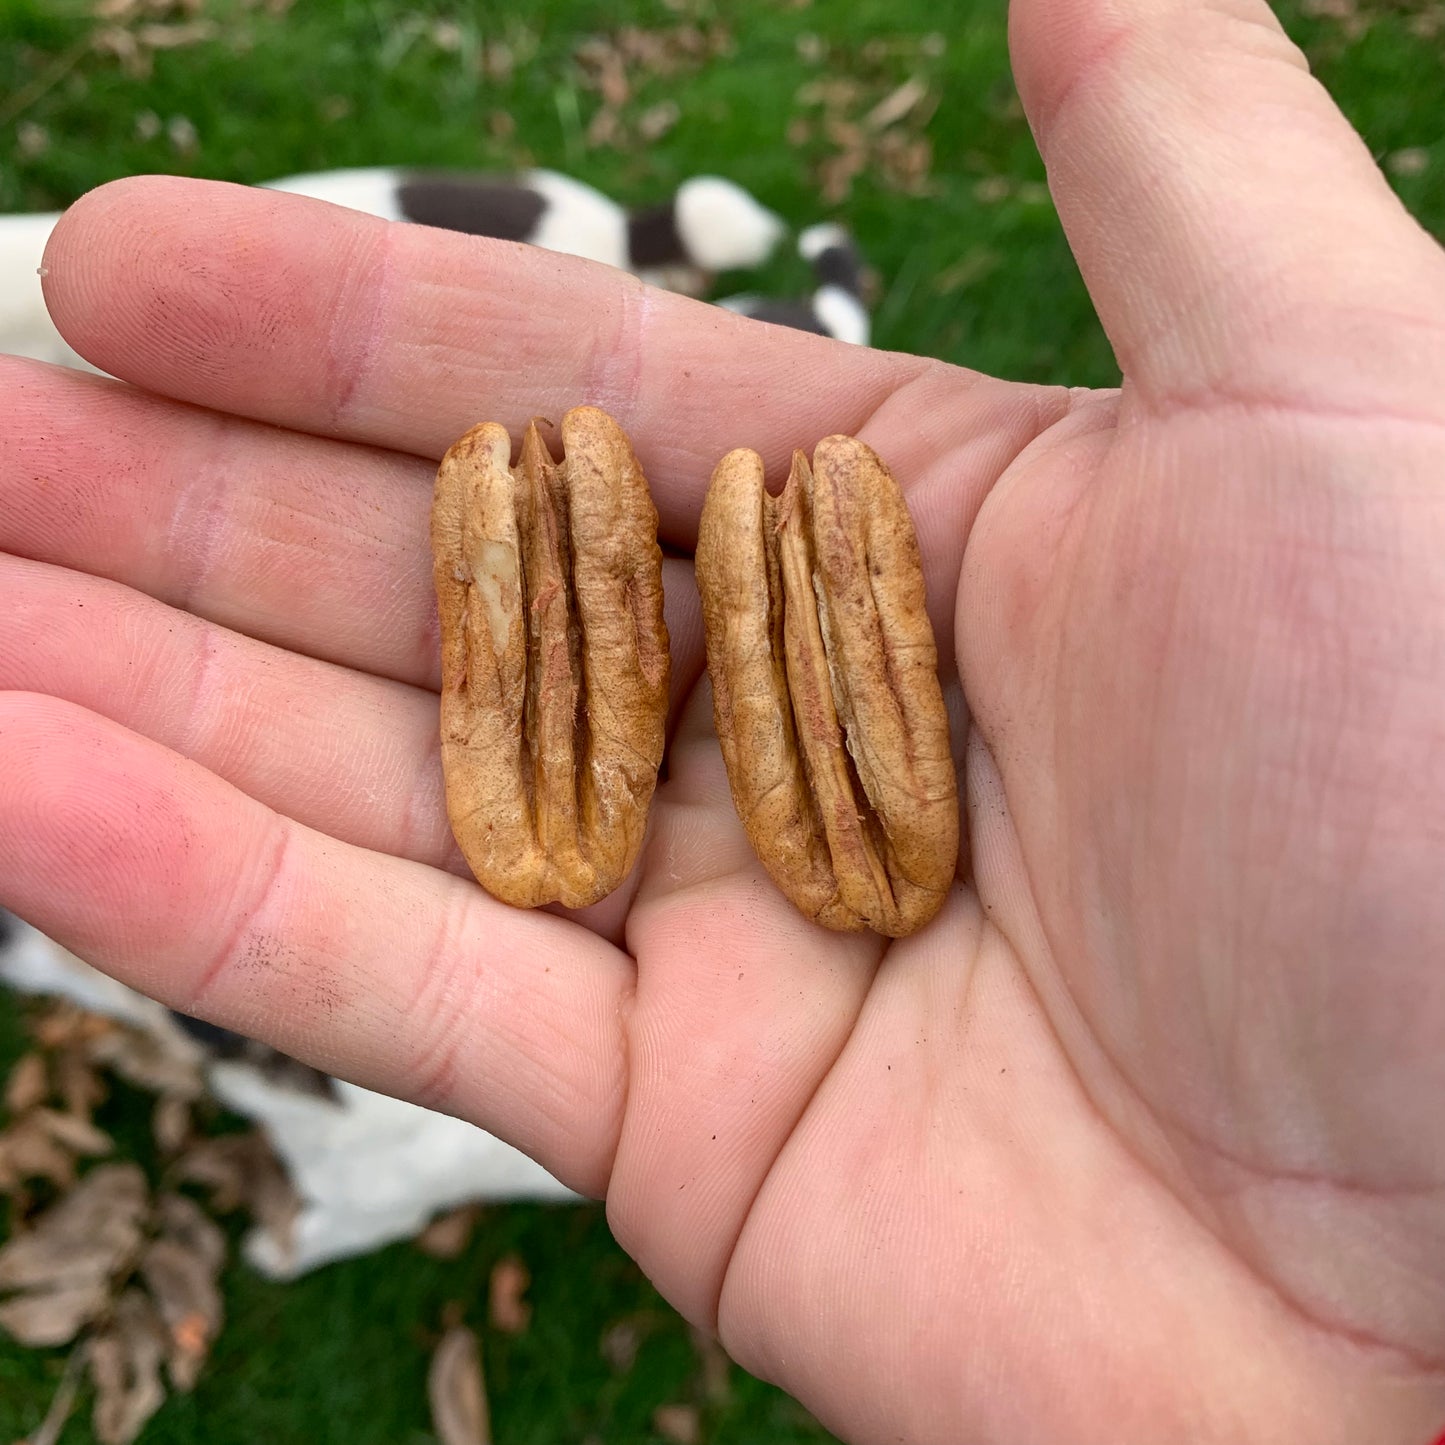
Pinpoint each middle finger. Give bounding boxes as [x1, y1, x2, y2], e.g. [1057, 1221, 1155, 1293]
[0, 548, 704, 873]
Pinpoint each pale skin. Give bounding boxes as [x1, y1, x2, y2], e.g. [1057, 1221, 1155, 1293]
[2, 0, 1443, 1439]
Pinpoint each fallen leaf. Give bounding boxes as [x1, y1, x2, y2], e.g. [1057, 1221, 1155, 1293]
[415, 1205, 479, 1260]
[89, 1289, 168, 1445]
[165, 115, 199, 156]
[140, 1240, 222, 1391]
[174, 1132, 299, 1263]
[1388, 146, 1430, 177]
[134, 19, 218, 47]
[154, 1194, 225, 1275]
[31, 1006, 111, 1053]
[653, 1403, 701, 1444]
[0, 1280, 112, 1347]
[428, 1326, 491, 1445]
[91, 25, 152, 78]
[487, 1254, 531, 1334]
[0, 1163, 148, 1293]
[0, 1115, 77, 1192]
[151, 1095, 192, 1156]
[142, 1194, 225, 1390]
[57, 1046, 107, 1123]
[586, 105, 623, 149]
[600, 1319, 641, 1373]
[87, 1026, 203, 1102]
[578, 40, 629, 106]
[865, 75, 929, 130]
[32, 1107, 113, 1157]
[4, 1053, 49, 1116]
[637, 100, 680, 142]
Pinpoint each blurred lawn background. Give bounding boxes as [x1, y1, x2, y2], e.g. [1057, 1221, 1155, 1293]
[1, 0, 1442, 1441]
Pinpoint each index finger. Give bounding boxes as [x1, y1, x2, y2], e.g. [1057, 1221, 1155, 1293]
[43, 176, 932, 532]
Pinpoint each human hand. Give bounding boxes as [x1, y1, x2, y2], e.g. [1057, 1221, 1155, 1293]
[2, 0, 1443, 1440]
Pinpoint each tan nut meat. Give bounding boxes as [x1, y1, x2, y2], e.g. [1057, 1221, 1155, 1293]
[696, 436, 958, 935]
[431, 407, 670, 908]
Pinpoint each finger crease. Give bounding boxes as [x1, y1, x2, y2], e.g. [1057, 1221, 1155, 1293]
[182, 814, 295, 1015]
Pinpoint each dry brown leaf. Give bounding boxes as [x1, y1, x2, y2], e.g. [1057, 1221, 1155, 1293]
[790, 36, 940, 201]
[820, 150, 867, 205]
[796, 31, 825, 62]
[600, 1319, 642, 1372]
[89, 1289, 168, 1445]
[482, 40, 514, 81]
[653, 1403, 701, 1444]
[32, 1106, 113, 1157]
[0, 1163, 147, 1294]
[865, 75, 929, 130]
[0, 1162, 144, 1343]
[4, 1052, 49, 1115]
[57, 1046, 107, 1122]
[140, 1221, 224, 1391]
[576, 39, 630, 105]
[31, 1006, 112, 1052]
[0, 1280, 112, 1347]
[86, 1026, 204, 1102]
[415, 1205, 478, 1260]
[487, 1255, 531, 1335]
[637, 100, 680, 142]
[173, 1131, 300, 1264]
[428, 1326, 491, 1445]
[878, 132, 934, 194]
[586, 106, 623, 149]
[134, 19, 218, 46]
[154, 1194, 224, 1274]
[571, 20, 726, 152]
[1388, 146, 1430, 177]
[0, 1115, 77, 1191]
[91, 25, 151, 76]
[151, 1095, 192, 1156]
[166, 114, 199, 155]
[171, 1136, 246, 1211]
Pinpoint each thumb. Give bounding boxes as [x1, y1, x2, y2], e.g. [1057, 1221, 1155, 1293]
[1009, 0, 1445, 413]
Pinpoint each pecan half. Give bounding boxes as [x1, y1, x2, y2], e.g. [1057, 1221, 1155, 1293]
[696, 436, 958, 935]
[431, 407, 670, 908]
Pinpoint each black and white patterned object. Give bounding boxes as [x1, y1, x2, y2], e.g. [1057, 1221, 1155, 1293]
[716, 222, 872, 345]
[263, 166, 787, 295]
[1, 167, 787, 367]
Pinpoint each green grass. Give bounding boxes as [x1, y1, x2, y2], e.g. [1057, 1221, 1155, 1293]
[1, 0, 1442, 1440]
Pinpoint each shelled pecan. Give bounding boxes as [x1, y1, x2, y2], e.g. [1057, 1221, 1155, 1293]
[431, 407, 670, 908]
[696, 436, 957, 935]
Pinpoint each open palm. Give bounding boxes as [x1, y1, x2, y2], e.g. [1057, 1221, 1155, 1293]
[2, 2, 1443, 1441]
